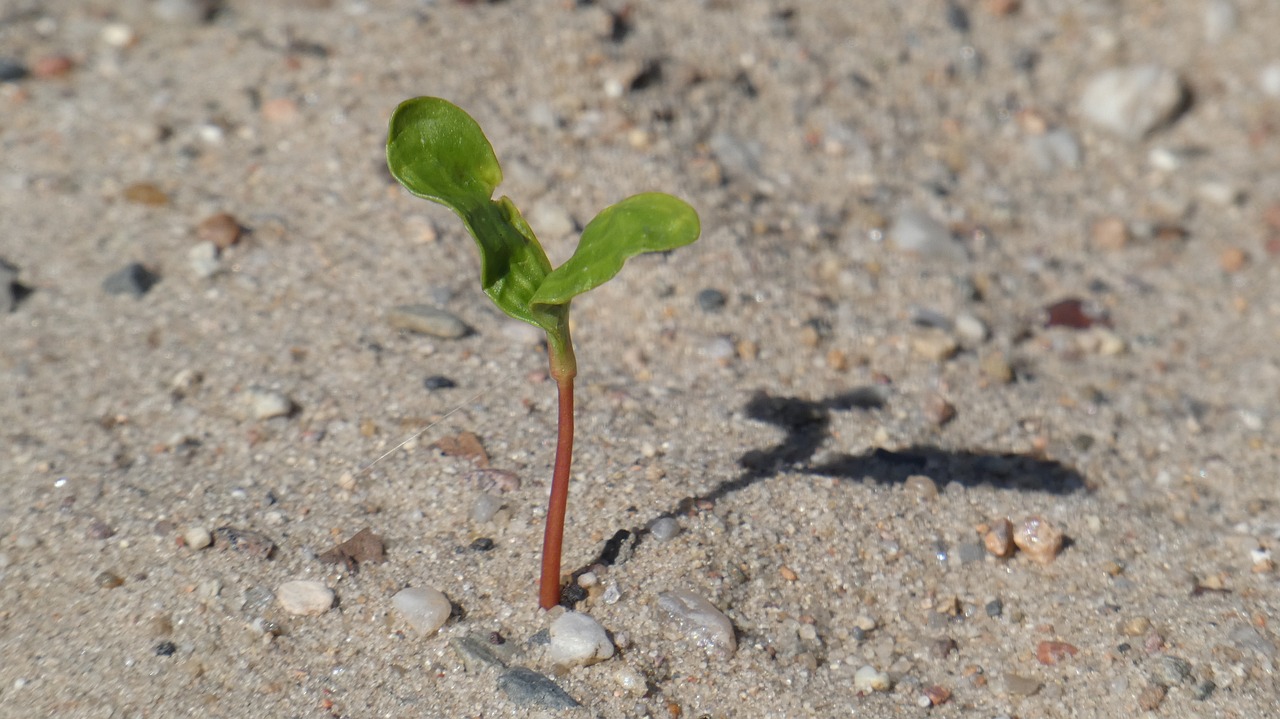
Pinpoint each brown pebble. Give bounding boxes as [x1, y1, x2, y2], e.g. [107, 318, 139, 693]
[980, 351, 1015, 384]
[798, 324, 821, 348]
[983, 0, 1020, 16]
[904, 474, 939, 501]
[923, 685, 952, 706]
[1043, 298, 1107, 329]
[984, 518, 1015, 558]
[95, 570, 124, 589]
[262, 97, 301, 124]
[212, 526, 277, 560]
[196, 213, 243, 249]
[1119, 616, 1152, 636]
[123, 182, 170, 206]
[931, 638, 958, 659]
[1219, 247, 1248, 273]
[31, 54, 74, 78]
[825, 348, 848, 371]
[1036, 640, 1079, 665]
[1091, 217, 1130, 251]
[736, 339, 759, 362]
[912, 330, 959, 361]
[923, 394, 957, 426]
[1137, 684, 1166, 711]
[779, 565, 798, 582]
[1013, 515, 1064, 564]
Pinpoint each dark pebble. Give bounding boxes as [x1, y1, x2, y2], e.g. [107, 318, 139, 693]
[424, 375, 458, 390]
[1193, 678, 1216, 700]
[95, 571, 124, 589]
[985, 599, 1003, 618]
[469, 537, 495, 552]
[695, 288, 727, 312]
[497, 666, 580, 709]
[154, 640, 177, 657]
[0, 58, 28, 82]
[212, 526, 277, 559]
[1043, 298, 1108, 329]
[945, 1, 970, 32]
[103, 263, 160, 297]
[851, 626, 868, 642]
[86, 519, 116, 540]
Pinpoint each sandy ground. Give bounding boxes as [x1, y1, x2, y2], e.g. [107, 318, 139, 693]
[2, 1, 1279, 717]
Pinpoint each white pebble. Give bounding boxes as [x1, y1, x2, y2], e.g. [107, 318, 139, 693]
[183, 526, 212, 550]
[853, 665, 892, 692]
[241, 387, 293, 420]
[1260, 63, 1280, 98]
[392, 586, 452, 635]
[548, 611, 615, 667]
[656, 588, 737, 656]
[100, 23, 136, 48]
[1203, 0, 1237, 44]
[889, 207, 965, 261]
[276, 580, 333, 616]
[528, 201, 575, 240]
[1080, 64, 1185, 139]
[954, 313, 988, 343]
[648, 516, 681, 542]
[188, 241, 220, 279]
[614, 665, 647, 695]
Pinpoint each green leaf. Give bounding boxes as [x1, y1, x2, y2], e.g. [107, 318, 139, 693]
[531, 193, 701, 308]
[386, 97, 560, 332]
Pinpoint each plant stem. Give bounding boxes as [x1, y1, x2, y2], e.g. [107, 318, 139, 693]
[539, 319, 577, 609]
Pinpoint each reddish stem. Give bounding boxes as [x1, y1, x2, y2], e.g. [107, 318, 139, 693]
[538, 372, 575, 609]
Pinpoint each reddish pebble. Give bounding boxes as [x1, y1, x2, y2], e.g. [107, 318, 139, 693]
[1043, 298, 1108, 329]
[31, 54, 74, 78]
[923, 685, 951, 706]
[1013, 515, 1064, 564]
[1219, 247, 1248, 273]
[1036, 640, 1079, 665]
[196, 213, 242, 249]
[262, 97, 300, 124]
[984, 518, 1015, 558]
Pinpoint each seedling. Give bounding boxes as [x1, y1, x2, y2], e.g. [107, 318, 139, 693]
[386, 97, 701, 609]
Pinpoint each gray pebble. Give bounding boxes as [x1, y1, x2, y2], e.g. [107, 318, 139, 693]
[1152, 655, 1191, 685]
[985, 598, 1003, 617]
[450, 634, 512, 672]
[0, 58, 27, 82]
[952, 542, 986, 565]
[471, 493, 504, 524]
[1080, 65, 1186, 139]
[889, 208, 965, 261]
[1203, 0, 1238, 44]
[1027, 128, 1082, 171]
[153, 0, 219, 23]
[708, 132, 762, 182]
[1228, 623, 1276, 658]
[103, 263, 160, 297]
[387, 304, 471, 339]
[497, 666, 580, 709]
[648, 516, 681, 542]
[696, 288, 727, 312]
[0, 259, 22, 312]
[1193, 678, 1216, 700]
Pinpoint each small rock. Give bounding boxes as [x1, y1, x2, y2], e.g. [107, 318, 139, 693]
[196, 213, 242, 249]
[1027, 128, 1082, 171]
[1013, 515, 1064, 564]
[548, 611, 615, 667]
[1120, 617, 1153, 637]
[904, 474, 938, 501]
[1261, 63, 1280, 98]
[103, 263, 160, 297]
[100, 23, 137, 48]
[912, 331, 959, 361]
[985, 598, 1004, 617]
[86, 519, 115, 540]
[469, 537, 494, 552]
[123, 182, 169, 206]
[889, 208, 965, 261]
[153, 0, 220, 23]
[417, 373, 459, 392]
[392, 586, 452, 635]
[648, 516, 681, 542]
[528, 202, 575, 239]
[984, 518, 1016, 558]
[922, 685, 952, 706]
[1219, 247, 1248, 273]
[183, 526, 212, 550]
[0, 58, 27, 82]
[1036, 640, 1079, 665]
[1152, 655, 1191, 685]
[954, 542, 986, 565]
[980, 351, 1015, 384]
[1080, 64, 1186, 139]
[656, 588, 737, 656]
[30, 54, 74, 79]
[497, 666, 580, 709]
[187, 241, 220, 279]
[471, 493, 504, 524]
[386, 304, 470, 339]
[696, 288, 727, 313]
[471, 468, 521, 494]
[1137, 684, 1167, 711]
[212, 526, 276, 559]
[154, 640, 177, 657]
[1001, 673, 1041, 696]
[1203, 0, 1238, 44]
[276, 580, 333, 616]
[954, 313, 988, 343]
[262, 97, 300, 124]
[241, 387, 293, 420]
[922, 394, 957, 426]
[450, 634, 512, 672]
[1193, 679, 1216, 700]
[1092, 216, 1130, 251]
[1043, 298, 1107, 329]
[853, 665, 892, 692]
[95, 571, 124, 589]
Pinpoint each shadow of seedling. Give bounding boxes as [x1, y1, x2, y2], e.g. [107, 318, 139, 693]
[562, 389, 1087, 605]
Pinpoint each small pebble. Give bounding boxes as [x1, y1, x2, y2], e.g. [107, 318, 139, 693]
[183, 526, 212, 550]
[387, 304, 470, 339]
[1192, 679, 1216, 700]
[954, 313, 988, 343]
[648, 516, 681, 542]
[528, 202, 575, 239]
[1203, 0, 1238, 44]
[262, 97, 300, 124]
[187, 241, 220, 279]
[424, 375, 457, 390]
[701, 336, 737, 362]
[853, 665, 891, 692]
[0, 58, 28, 82]
[980, 351, 1015, 384]
[30, 54, 74, 79]
[922, 685, 951, 706]
[103, 263, 160, 297]
[1013, 515, 1064, 564]
[922, 394, 956, 426]
[212, 526, 276, 559]
[695, 288, 727, 312]
[154, 641, 177, 657]
[1080, 64, 1186, 139]
[86, 519, 115, 540]
[1153, 655, 1191, 685]
[276, 580, 333, 616]
[984, 518, 1015, 558]
[1260, 63, 1280, 98]
[95, 571, 124, 589]
[1137, 684, 1166, 711]
[1120, 617, 1152, 637]
[889, 207, 965, 261]
[123, 182, 169, 206]
[656, 588, 737, 656]
[912, 331, 959, 361]
[548, 611, 615, 667]
[904, 474, 938, 501]
[1092, 217, 1130, 251]
[469, 537, 494, 552]
[497, 667, 580, 709]
[1043, 298, 1106, 329]
[1002, 673, 1041, 696]
[1219, 247, 1248, 273]
[985, 598, 1003, 617]
[241, 387, 293, 420]
[101, 23, 137, 48]
[196, 213, 242, 249]
[153, 0, 219, 23]
[471, 493, 504, 524]
[392, 586, 452, 634]
[1036, 640, 1079, 665]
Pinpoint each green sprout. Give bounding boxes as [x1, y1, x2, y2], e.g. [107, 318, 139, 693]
[386, 97, 701, 609]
